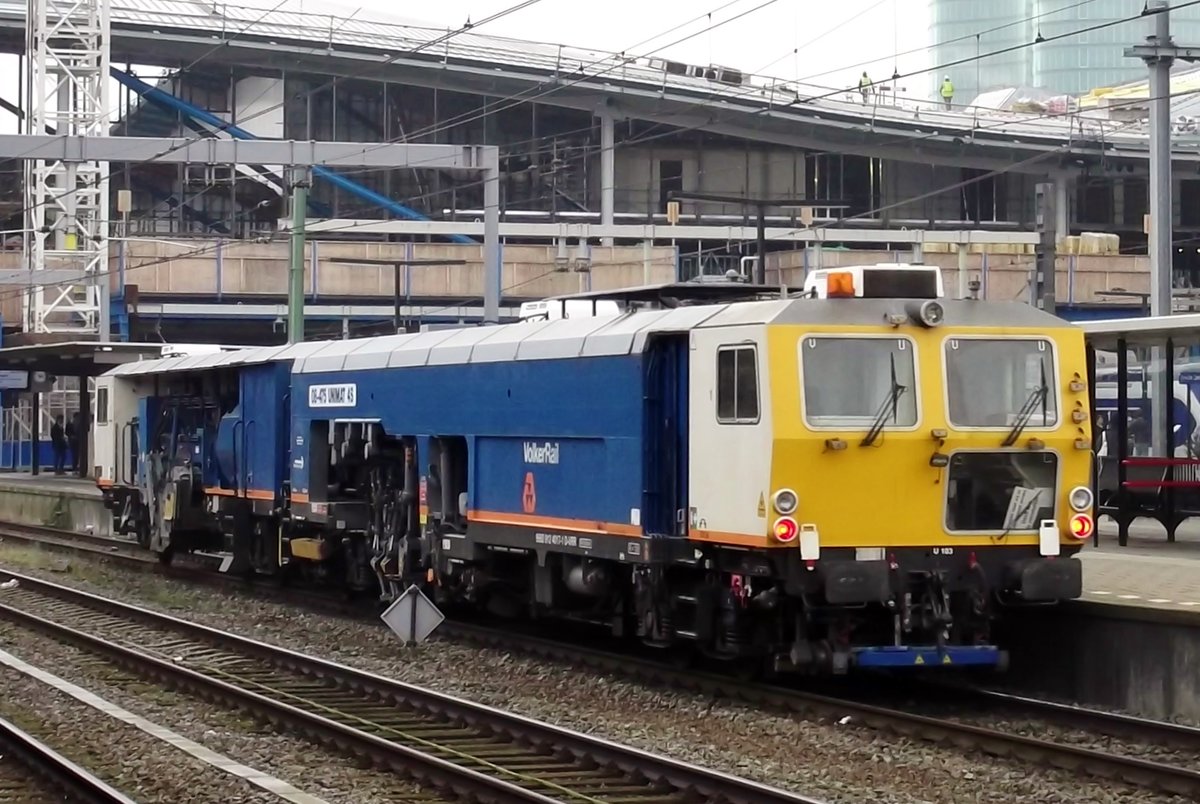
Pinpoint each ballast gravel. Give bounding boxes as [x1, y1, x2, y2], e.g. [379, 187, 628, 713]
[0, 620, 439, 804]
[0, 545, 1189, 804]
[0, 660, 280, 804]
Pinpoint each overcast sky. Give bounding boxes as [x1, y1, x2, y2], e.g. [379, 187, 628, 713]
[0, 0, 929, 133]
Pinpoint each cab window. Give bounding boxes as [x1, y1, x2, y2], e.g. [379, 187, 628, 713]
[801, 336, 918, 428]
[96, 387, 109, 425]
[716, 345, 759, 424]
[945, 338, 1057, 428]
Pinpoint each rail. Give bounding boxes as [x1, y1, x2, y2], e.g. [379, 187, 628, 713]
[951, 686, 1200, 750]
[0, 711, 138, 803]
[0, 521, 154, 567]
[440, 623, 1200, 799]
[0, 567, 823, 804]
[5, 521, 1200, 797]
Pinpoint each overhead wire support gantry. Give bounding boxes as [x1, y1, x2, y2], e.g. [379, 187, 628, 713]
[0, 135, 502, 339]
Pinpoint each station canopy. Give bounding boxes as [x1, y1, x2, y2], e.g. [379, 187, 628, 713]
[1079, 314, 1200, 351]
[0, 341, 226, 380]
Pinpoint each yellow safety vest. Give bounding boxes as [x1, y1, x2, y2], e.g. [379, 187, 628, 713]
[941, 80, 954, 97]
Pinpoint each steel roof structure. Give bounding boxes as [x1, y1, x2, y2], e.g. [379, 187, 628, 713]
[0, 341, 195, 377]
[0, 0, 1194, 172]
[1079, 312, 1200, 348]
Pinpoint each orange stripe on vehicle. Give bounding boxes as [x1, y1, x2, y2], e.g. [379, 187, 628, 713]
[468, 510, 643, 538]
[245, 489, 275, 501]
[205, 487, 236, 497]
[96, 478, 113, 488]
[291, 492, 309, 504]
[688, 529, 769, 548]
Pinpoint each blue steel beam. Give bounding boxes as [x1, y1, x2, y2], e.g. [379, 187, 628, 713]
[111, 70, 474, 244]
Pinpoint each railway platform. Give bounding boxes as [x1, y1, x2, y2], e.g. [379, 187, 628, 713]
[1081, 519, 1200, 613]
[0, 472, 109, 538]
[1001, 517, 1200, 722]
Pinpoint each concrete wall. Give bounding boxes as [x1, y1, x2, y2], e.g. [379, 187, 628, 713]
[615, 149, 1031, 225]
[113, 240, 677, 301]
[769, 247, 1148, 305]
[612, 146, 806, 215]
[234, 76, 285, 139]
[0, 240, 1156, 327]
[607, 148, 1036, 225]
[0, 479, 110, 537]
[1000, 603, 1200, 721]
[0, 251, 20, 327]
[883, 162, 1033, 224]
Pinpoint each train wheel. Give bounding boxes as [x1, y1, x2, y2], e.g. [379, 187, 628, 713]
[729, 656, 766, 682]
[665, 645, 694, 670]
[156, 544, 175, 566]
[135, 512, 151, 549]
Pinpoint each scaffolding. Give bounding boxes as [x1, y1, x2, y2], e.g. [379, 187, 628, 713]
[23, 0, 111, 335]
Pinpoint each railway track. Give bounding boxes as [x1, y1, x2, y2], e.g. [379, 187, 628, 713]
[0, 522, 151, 563]
[0, 522, 214, 573]
[0, 567, 823, 804]
[5, 522, 1200, 797]
[0, 710, 137, 803]
[908, 682, 1200, 751]
[440, 621, 1200, 798]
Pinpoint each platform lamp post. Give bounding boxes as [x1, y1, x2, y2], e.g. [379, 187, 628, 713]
[665, 191, 851, 284]
[332, 258, 468, 333]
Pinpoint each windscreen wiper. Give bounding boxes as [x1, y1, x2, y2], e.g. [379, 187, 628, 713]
[1001, 358, 1049, 447]
[861, 352, 907, 447]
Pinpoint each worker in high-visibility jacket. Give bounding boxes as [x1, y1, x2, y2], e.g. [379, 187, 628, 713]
[940, 75, 954, 109]
[859, 71, 872, 103]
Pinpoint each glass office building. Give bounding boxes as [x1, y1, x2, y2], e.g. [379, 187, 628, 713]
[930, 0, 1200, 101]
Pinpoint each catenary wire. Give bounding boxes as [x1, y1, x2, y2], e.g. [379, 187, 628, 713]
[0, 4, 1188, 319]
[0, 73, 1184, 317]
[308, 0, 1173, 173]
[0, 0, 780, 231]
[0, 88, 1174, 320]
[3, 0, 1166, 224]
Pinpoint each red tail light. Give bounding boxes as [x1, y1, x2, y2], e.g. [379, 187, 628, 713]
[773, 517, 799, 543]
[1068, 513, 1094, 540]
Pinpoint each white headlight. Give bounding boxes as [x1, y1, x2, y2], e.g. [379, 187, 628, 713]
[772, 488, 799, 515]
[1069, 485, 1094, 512]
[905, 299, 944, 328]
[919, 300, 944, 327]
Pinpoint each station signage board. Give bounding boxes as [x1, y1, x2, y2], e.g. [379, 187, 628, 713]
[0, 370, 29, 390]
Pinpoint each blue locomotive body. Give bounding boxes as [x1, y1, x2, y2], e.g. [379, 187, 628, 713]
[215, 361, 293, 501]
[94, 279, 1087, 674]
[98, 319, 691, 598]
[289, 354, 649, 539]
[275, 327, 692, 598]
